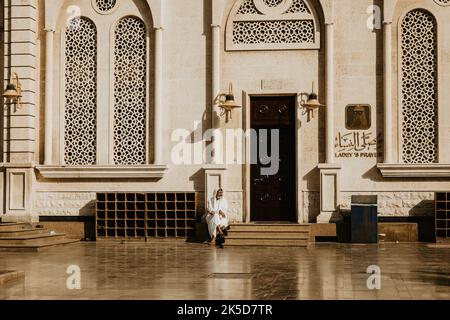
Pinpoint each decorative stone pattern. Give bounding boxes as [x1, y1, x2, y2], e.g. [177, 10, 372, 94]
[434, 0, 450, 6]
[237, 0, 262, 15]
[233, 20, 315, 45]
[400, 10, 438, 164]
[229, 0, 317, 50]
[263, 0, 284, 7]
[113, 17, 147, 165]
[95, 0, 117, 12]
[340, 192, 435, 216]
[64, 17, 97, 165]
[35, 192, 97, 216]
[285, 0, 310, 13]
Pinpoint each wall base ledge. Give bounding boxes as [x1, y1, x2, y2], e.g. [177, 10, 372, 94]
[318, 163, 342, 170]
[35, 165, 168, 179]
[377, 163, 450, 178]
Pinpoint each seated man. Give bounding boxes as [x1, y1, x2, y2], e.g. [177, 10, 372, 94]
[206, 188, 229, 246]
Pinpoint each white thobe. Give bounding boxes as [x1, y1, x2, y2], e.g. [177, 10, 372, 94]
[206, 196, 229, 238]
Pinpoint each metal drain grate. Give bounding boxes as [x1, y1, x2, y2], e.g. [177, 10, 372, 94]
[208, 273, 254, 279]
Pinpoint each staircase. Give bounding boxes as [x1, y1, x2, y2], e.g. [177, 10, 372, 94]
[0, 223, 79, 252]
[225, 223, 311, 247]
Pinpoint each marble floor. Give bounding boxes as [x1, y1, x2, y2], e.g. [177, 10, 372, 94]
[0, 241, 448, 300]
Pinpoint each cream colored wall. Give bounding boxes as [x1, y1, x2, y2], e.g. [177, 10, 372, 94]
[3, 0, 450, 222]
[334, 0, 450, 217]
[219, 0, 324, 222]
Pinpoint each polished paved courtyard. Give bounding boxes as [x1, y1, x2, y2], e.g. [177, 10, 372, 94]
[0, 241, 449, 300]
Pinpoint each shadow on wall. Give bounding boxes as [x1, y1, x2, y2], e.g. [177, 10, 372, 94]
[80, 200, 96, 239]
[373, 0, 384, 165]
[409, 200, 434, 216]
[409, 200, 435, 242]
[336, 200, 435, 242]
[362, 165, 384, 182]
[189, 168, 206, 191]
[305, 192, 320, 223]
[189, 168, 206, 220]
[303, 166, 320, 192]
[302, 166, 320, 222]
[79, 200, 96, 216]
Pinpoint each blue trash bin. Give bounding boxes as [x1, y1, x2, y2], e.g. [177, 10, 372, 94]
[351, 195, 378, 243]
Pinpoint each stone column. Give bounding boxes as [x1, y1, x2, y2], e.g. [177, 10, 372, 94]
[211, 24, 221, 164]
[3, 0, 37, 163]
[44, 28, 54, 165]
[154, 27, 163, 164]
[383, 21, 393, 163]
[203, 23, 228, 220]
[2, 0, 38, 222]
[317, 21, 341, 224]
[325, 22, 335, 165]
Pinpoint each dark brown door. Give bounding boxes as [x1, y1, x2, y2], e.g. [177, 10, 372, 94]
[250, 96, 296, 222]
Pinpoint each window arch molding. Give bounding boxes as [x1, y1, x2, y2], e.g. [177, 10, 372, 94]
[395, 6, 445, 165]
[225, 0, 321, 51]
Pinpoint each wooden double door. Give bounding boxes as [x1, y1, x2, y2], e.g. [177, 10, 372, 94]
[250, 96, 296, 222]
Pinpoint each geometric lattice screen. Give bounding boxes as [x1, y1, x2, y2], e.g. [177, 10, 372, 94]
[95, 0, 117, 12]
[113, 17, 147, 165]
[434, 0, 450, 6]
[227, 0, 319, 50]
[64, 17, 97, 165]
[400, 9, 438, 164]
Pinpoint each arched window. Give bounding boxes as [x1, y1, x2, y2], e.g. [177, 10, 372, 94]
[64, 17, 97, 165]
[60, 0, 152, 167]
[113, 17, 147, 165]
[226, 0, 320, 51]
[400, 9, 437, 164]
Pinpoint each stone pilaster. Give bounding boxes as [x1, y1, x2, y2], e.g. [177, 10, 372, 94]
[3, 0, 37, 163]
[2, 0, 38, 221]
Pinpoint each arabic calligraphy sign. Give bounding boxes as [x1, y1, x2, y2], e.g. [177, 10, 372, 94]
[335, 131, 383, 158]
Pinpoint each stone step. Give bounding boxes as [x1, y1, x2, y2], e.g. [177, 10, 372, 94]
[227, 231, 309, 240]
[0, 228, 51, 238]
[0, 233, 67, 246]
[0, 239, 80, 252]
[225, 237, 308, 247]
[230, 224, 310, 232]
[0, 223, 33, 232]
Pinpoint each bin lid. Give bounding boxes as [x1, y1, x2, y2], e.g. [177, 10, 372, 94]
[351, 195, 377, 205]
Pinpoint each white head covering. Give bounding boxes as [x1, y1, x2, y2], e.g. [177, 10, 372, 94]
[208, 188, 227, 214]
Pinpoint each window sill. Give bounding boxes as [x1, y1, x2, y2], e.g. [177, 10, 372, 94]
[377, 163, 450, 178]
[35, 165, 168, 179]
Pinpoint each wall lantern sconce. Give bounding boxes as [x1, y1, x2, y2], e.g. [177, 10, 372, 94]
[301, 81, 325, 118]
[218, 82, 241, 122]
[3, 73, 22, 109]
